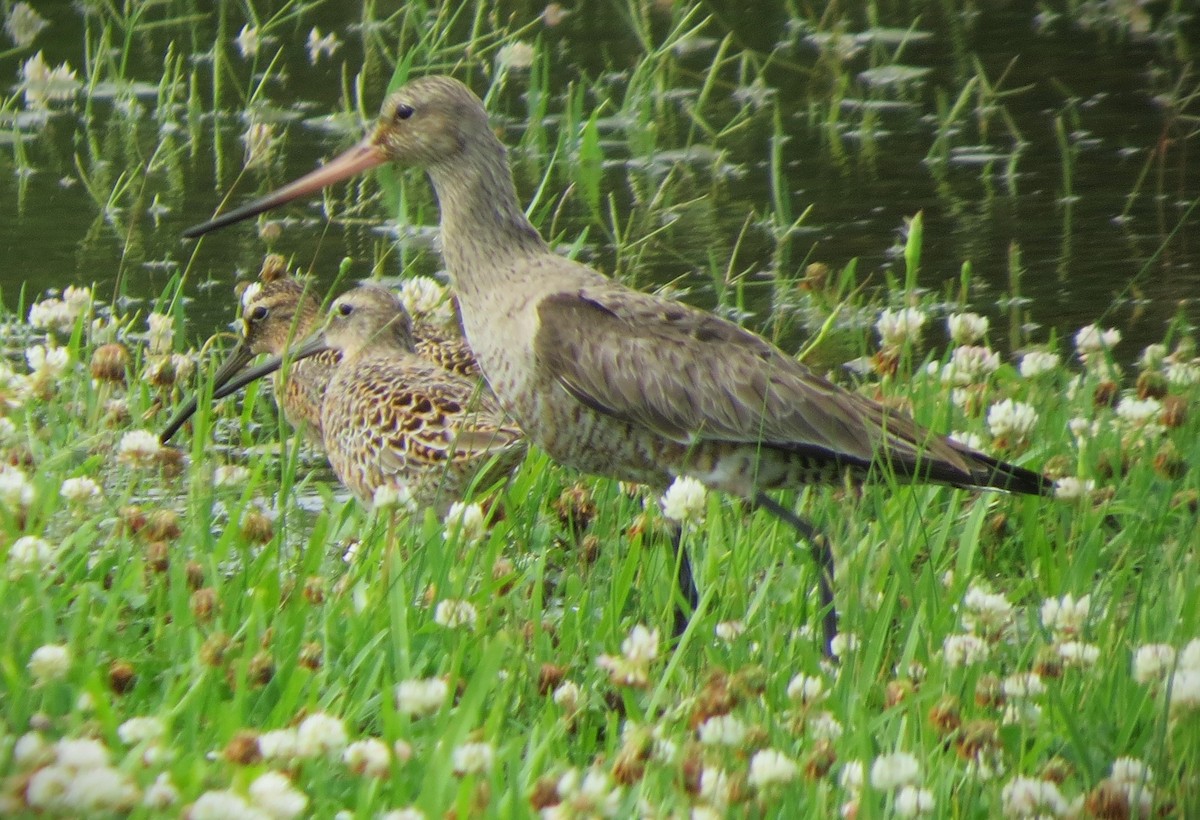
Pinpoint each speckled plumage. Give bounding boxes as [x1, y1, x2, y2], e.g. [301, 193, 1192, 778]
[303, 286, 525, 512]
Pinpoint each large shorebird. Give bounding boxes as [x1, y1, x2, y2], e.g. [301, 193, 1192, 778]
[182, 75, 1051, 654]
[160, 258, 480, 445]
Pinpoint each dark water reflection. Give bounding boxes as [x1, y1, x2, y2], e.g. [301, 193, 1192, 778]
[1, 2, 1196, 364]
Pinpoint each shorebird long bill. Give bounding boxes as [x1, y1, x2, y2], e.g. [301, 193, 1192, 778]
[158, 335, 331, 444]
[159, 339, 255, 444]
[182, 138, 389, 238]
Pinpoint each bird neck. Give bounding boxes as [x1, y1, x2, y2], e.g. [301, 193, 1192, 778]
[426, 134, 548, 296]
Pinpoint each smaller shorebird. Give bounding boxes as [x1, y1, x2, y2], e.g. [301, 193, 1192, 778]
[181, 76, 1052, 655]
[160, 259, 480, 445]
[176, 285, 525, 514]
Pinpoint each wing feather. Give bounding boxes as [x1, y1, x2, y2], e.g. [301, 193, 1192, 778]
[534, 286, 971, 472]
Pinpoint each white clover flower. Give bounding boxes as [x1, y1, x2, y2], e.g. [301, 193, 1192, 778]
[598, 624, 660, 686]
[699, 766, 734, 807]
[806, 710, 844, 741]
[1019, 350, 1061, 378]
[1057, 641, 1100, 666]
[306, 27, 341, 64]
[443, 501, 487, 543]
[146, 312, 174, 354]
[870, 752, 921, 791]
[0, 466, 35, 508]
[451, 741, 494, 776]
[117, 430, 163, 467]
[1002, 673, 1046, 699]
[143, 773, 179, 810]
[941, 345, 1000, 386]
[895, 785, 935, 817]
[27, 298, 76, 334]
[962, 584, 1014, 634]
[714, 620, 745, 642]
[1165, 361, 1200, 386]
[1041, 593, 1092, 637]
[189, 789, 260, 820]
[249, 771, 308, 819]
[1115, 397, 1162, 426]
[27, 344, 70, 379]
[20, 51, 80, 108]
[747, 749, 799, 788]
[495, 41, 536, 70]
[949, 430, 985, 451]
[1111, 757, 1153, 788]
[877, 307, 927, 348]
[257, 728, 301, 762]
[839, 759, 865, 793]
[213, 465, 251, 487]
[660, 475, 708, 525]
[344, 738, 391, 777]
[378, 809, 425, 820]
[622, 624, 659, 663]
[1000, 775, 1068, 817]
[553, 680, 583, 712]
[947, 312, 989, 345]
[28, 764, 139, 814]
[60, 476, 102, 502]
[1169, 669, 1200, 711]
[943, 633, 990, 666]
[1001, 700, 1042, 727]
[5, 3, 49, 48]
[9, 535, 56, 571]
[117, 716, 165, 745]
[1132, 644, 1176, 684]
[434, 598, 478, 630]
[395, 677, 449, 717]
[697, 714, 748, 747]
[1053, 477, 1095, 501]
[787, 672, 826, 705]
[831, 632, 859, 657]
[28, 644, 71, 683]
[555, 767, 622, 816]
[398, 276, 454, 328]
[1180, 639, 1200, 671]
[296, 712, 348, 757]
[53, 736, 110, 770]
[1067, 416, 1099, 443]
[373, 483, 416, 513]
[13, 731, 52, 768]
[234, 25, 260, 58]
[63, 285, 92, 312]
[1075, 324, 1121, 358]
[987, 399, 1038, 441]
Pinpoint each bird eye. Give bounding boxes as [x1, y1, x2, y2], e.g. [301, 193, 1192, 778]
[249, 306, 268, 321]
[394, 103, 414, 121]
[338, 303, 354, 316]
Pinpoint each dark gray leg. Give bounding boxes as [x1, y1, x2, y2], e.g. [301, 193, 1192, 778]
[668, 521, 698, 638]
[753, 493, 837, 658]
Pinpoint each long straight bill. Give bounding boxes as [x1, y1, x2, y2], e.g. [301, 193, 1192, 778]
[182, 139, 388, 238]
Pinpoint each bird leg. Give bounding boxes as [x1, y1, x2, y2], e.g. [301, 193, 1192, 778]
[667, 520, 699, 639]
[753, 493, 838, 658]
